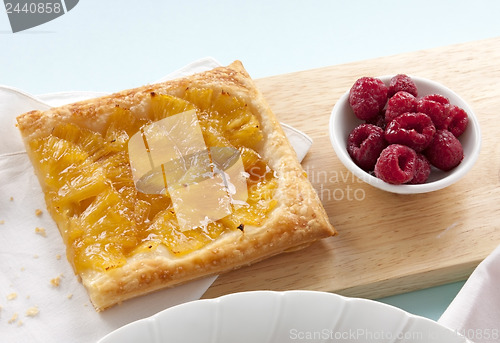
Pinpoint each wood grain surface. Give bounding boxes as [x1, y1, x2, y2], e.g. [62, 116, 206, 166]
[203, 37, 500, 300]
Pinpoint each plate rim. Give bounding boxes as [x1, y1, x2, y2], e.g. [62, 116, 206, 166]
[98, 290, 471, 343]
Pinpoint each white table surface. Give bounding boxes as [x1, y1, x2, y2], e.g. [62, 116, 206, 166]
[1, 0, 499, 328]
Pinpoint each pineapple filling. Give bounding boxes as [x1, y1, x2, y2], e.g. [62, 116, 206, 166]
[29, 88, 277, 272]
[127, 109, 249, 232]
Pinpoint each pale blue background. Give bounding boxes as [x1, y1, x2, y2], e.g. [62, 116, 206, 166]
[2, 0, 499, 322]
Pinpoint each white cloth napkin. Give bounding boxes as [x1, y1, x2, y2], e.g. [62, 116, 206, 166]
[0, 58, 312, 343]
[438, 244, 500, 343]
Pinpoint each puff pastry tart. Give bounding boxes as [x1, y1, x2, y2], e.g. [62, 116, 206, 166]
[16, 61, 336, 311]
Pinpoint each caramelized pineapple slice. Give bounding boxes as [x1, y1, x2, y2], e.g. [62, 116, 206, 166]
[147, 208, 227, 256]
[52, 123, 107, 161]
[199, 118, 232, 147]
[210, 90, 263, 148]
[183, 87, 213, 110]
[71, 186, 139, 271]
[55, 165, 108, 206]
[210, 90, 246, 114]
[105, 106, 145, 136]
[184, 88, 264, 148]
[29, 135, 89, 190]
[222, 106, 263, 148]
[99, 151, 134, 190]
[149, 93, 196, 121]
[104, 106, 149, 154]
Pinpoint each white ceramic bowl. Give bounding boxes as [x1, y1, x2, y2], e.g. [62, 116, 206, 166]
[329, 75, 481, 194]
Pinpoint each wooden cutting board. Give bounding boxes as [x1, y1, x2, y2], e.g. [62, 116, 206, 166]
[203, 37, 500, 300]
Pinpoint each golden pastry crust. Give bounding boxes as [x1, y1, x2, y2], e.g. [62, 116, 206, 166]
[17, 61, 336, 311]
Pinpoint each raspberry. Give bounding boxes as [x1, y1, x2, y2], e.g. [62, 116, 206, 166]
[416, 97, 448, 129]
[385, 91, 417, 123]
[384, 112, 436, 152]
[421, 93, 449, 105]
[388, 74, 418, 97]
[408, 153, 431, 184]
[347, 124, 387, 171]
[349, 77, 388, 121]
[445, 104, 469, 137]
[424, 130, 464, 171]
[374, 144, 417, 184]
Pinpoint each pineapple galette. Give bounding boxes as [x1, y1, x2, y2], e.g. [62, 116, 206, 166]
[16, 61, 336, 311]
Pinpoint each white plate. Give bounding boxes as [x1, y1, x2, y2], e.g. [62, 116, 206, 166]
[98, 290, 471, 343]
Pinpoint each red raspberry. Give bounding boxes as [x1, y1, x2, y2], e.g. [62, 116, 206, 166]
[421, 93, 449, 105]
[384, 112, 436, 152]
[349, 77, 388, 121]
[374, 144, 417, 184]
[388, 74, 418, 97]
[445, 104, 469, 137]
[385, 91, 417, 124]
[347, 124, 387, 171]
[416, 96, 448, 129]
[408, 153, 431, 184]
[424, 130, 464, 171]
